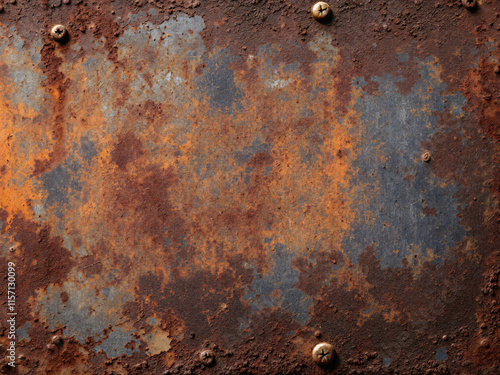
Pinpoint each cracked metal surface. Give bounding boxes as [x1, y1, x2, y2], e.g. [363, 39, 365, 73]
[0, 0, 499, 374]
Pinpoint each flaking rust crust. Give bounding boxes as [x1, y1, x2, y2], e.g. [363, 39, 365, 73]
[0, 0, 499, 374]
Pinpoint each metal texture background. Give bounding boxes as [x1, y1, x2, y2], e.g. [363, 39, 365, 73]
[0, 0, 499, 373]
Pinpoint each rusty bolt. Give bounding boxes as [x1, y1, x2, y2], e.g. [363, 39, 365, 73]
[462, 0, 477, 9]
[199, 350, 215, 366]
[51, 24, 68, 42]
[51, 335, 63, 345]
[312, 2, 331, 21]
[312, 342, 335, 365]
[421, 151, 431, 163]
[479, 338, 490, 348]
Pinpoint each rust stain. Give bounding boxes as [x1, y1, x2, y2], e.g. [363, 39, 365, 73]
[0, 0, 498, 373]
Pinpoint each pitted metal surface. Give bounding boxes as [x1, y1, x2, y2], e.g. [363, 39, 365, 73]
[0, 0, 498, 374]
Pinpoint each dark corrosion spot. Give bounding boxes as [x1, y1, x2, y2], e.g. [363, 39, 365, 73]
[294, 250, 342, 296]
[31, 44, 70, 177]
[358, 247, 483, 335]
[33, 158, 52, 177]
[60, 291, 69, 303]
[194, 63, 206, 75]
[80, 253, 104, 277]
[423, 206, 437, 217]
[1, 215, 75, 322]
[403, 174, 415, 184]
[249, 151, 274, 169]
[293, 117, 314, 136]
[111, 132, 144, 170]
[107, 164, 186, 252]
[0, 62, 7, 76]
[0, 208, 8, 227]
[125, 255, 252, 343]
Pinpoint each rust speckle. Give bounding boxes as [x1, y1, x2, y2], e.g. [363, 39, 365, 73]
[60, 291, 69, 304]
[423, 206, 438, 217]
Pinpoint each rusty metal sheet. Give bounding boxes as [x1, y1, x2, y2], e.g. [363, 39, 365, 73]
[0, 0, 499, 373]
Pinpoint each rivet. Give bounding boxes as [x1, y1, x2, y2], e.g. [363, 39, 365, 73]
[462, 0, 477, 9]
[51, 24, 68, 42]
[199, 349, 215, 366]
[422, 151, 431, 163]
[479, 338, 490, 348]
[51, 335, 63, 345]
[312, 342, 336, 366]
[312, 2, 332, 22]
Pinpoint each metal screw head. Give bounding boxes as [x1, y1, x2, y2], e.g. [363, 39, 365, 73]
[51, 335, 63, 345]
[312, 2, 331, 21]
[51, 24, 68, 42]
[462, 0, 477, 9]
[312, 342, 335, 365]
[421, 151, 431, 163]
[199, 350, 215, 366]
